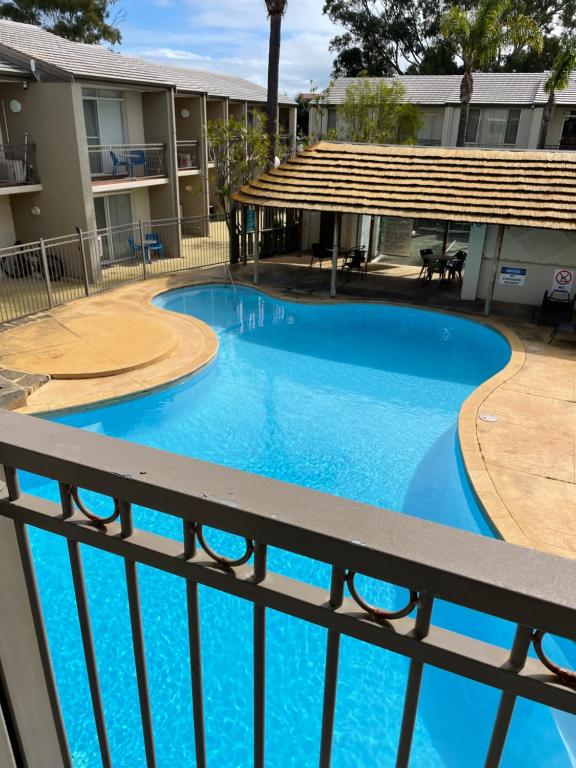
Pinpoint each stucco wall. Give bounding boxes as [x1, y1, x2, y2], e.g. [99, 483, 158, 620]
[175, 95, 202, 140]
[3, 82, 93, 240]
[0, 196, 16, 247]
[124, 90, 145, 144]
[476, 225, 576, 305]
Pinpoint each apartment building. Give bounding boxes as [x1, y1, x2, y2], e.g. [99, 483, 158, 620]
[312, 73, 576, 150]
[0, 20, 296, 256]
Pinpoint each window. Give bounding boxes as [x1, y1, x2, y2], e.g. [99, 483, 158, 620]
[82, 90, 126, 146]
[417, 112, 443, 145]
[465, 108, 521, 147]
[327, 107, 337, 132]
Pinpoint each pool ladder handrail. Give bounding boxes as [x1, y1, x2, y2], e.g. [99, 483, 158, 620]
[224, 263, 238, 308]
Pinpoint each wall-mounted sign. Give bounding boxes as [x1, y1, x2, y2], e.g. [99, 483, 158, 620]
[552, 268, 574, 293]
[499, 266, 526, 286]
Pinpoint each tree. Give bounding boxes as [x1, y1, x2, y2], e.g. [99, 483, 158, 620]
[323, 0, 574, 76]
[538, 38, 576, 148]
[264, 0, 288, 166]
[0, 0, 122, 45]
[338, 79, 422, 144]
[440, 0, 542, 146]
[206, 117, 269, 263]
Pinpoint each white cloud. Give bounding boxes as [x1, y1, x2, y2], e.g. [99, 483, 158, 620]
[120, 0, 342, 94]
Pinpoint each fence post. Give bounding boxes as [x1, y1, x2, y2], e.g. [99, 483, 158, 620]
[138, 219, 148, 279]
[76, 227, 90, 297]
[38, 238, 54, 308]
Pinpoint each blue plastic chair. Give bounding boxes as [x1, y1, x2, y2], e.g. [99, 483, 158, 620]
[145, 233, 164, 259]
[110, 150, 131, 177]
[129, 149, 148, 176]
[128, 237, 150, 264]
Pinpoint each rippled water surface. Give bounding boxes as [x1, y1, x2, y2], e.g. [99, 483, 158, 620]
[23, 285, 574, 767]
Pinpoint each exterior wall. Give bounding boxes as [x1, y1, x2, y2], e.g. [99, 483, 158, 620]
[179, 176, 205, 217]
[124, 90, 145, 144]
[0, 196, 16, 246]
[546, 107, 568, 147]
[527, 107, 544, 148]
[4, 81, 93, 240]
[131, 187, 151, 222]
[142, 90, 179, 220]
[175, 95, 202, 140]
[476, 225, 576, 305]
[515, 108, 533, 148]
[228, 100, 246, 122]
[207, 98, 226, 123]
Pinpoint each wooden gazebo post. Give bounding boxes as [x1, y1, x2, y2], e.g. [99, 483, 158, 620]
[253, 206, 261, 285]
[330, 215, 340, 298]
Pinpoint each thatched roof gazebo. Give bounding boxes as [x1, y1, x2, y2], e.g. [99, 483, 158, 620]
[233, 141, 576, 312]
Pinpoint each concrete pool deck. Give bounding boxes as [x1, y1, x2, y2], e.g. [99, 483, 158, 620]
[2, 259, 575, 560]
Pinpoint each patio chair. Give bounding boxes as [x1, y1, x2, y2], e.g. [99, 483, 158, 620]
[419, 248, 434, 279]
[309, 242, 332, 270]
[446, 250, 467, 285]
[110, 150, 132, 178]
[426, 257, 447, 281]
[129, 149, 148, 177]
[128, 236, 151, 264]
[343, 247, 367, 280]
[535, 289, 575, 325]
[145, 233, 164, 259]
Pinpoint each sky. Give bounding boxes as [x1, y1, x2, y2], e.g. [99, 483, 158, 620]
[116, 0, 342, 97]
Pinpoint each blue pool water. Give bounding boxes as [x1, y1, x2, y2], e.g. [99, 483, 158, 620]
[23, 284, 574, 767]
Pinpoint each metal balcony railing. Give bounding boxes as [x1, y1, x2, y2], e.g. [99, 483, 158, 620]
[0, 410, 574, 768]
[0, 143, 38, 185]
[88, 144, 166, 182]
[176, 139, 200, 170]
[416, 138, 442, 146]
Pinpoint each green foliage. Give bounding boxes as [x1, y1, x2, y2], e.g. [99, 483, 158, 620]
[323, 0, 571, 76]
[264, 0, 287, 15]
[206, 117, 270, 214]
[440, 0, 543, 70]
[545, 37, 576, 94]
[337, 79, 422, 144]
[0, 0, 122, 44]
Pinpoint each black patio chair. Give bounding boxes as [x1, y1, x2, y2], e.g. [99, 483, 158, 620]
[419, 248, 434, 279]
[309, 242, 332, 270]
[343, 247, 367, 280]
[446, 250, 467, 285]
[426, 257, 447, 281]
[535, 289, 575, 325]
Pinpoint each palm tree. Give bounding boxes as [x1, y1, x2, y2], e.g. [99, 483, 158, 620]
[441, 0, 543, 147]
[264, 1, 288, 166]
[538, 39, 576, 149]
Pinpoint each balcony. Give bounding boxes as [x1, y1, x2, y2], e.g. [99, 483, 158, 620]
[416, 138, 442, 147]
[177, 139, 201, 172]
[0, 143, 40, 189]
[88, 143, 166, 185]
[0, 410, 574, 767]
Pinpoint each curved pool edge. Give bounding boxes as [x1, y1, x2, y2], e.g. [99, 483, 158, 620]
[21, 275, 527, 550]
[457, 318, 528, 546]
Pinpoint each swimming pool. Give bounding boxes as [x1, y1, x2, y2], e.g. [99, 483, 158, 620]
[24, 284, 574, 766]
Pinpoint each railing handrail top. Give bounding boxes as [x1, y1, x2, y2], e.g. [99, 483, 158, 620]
[1, 409, 574, 637]
[88, 143, 165, 150]
[176, 139, 200, 144]
[0, 142, 36, 148]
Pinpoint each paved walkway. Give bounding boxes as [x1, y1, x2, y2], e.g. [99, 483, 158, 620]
[1, 258, 574, 559]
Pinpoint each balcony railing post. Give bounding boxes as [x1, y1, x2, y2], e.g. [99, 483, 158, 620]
[39, 238, 54, 308]
[0, 465, 72, 768]
[76, 227, 91, 297]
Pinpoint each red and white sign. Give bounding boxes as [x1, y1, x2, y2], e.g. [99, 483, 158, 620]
[552, 268, 575, 293]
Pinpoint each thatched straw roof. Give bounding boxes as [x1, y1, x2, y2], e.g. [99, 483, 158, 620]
[233, 141, 576, 230]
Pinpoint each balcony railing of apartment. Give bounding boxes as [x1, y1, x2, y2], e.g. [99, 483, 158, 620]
[545, 143, 576, 151]
[0, 143, 38, 185]
[0, 411, 574, 768]
[176, 139, 201, 170]
[416, 138, 442, 147]
[88, 144, 166, 183]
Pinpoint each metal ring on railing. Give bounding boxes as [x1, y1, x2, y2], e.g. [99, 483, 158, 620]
[195, 524, 254, 567]
[70, 487, 121, 526]
[532, 630, 576, 690]
[345, 571, 419, 621]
